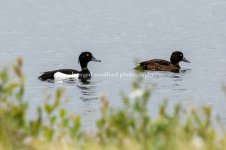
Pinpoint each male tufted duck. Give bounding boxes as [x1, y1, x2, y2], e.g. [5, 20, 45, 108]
[38, 52, 101, 81]
[135, 51, 190, 73]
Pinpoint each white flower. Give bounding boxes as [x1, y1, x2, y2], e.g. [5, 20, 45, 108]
[192, 136, 204, 149]
[129, 89, 144, 100]
[23, 136, 33, 145]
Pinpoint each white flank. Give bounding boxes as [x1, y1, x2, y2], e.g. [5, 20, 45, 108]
[54, 72, 79, 80]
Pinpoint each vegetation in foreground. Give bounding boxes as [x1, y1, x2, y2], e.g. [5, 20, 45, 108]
[0, 58, 226, 150]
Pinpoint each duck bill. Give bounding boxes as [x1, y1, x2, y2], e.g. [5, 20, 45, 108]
[91, 56, 101, 62]
[182, 57, 190, 63]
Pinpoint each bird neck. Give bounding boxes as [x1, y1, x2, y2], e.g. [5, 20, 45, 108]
[170, 57, 179, 65]
[80, 62, 88, 70]
[170, 58, 181, 69]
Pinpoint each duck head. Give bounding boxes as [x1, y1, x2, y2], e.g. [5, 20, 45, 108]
[170, 51, 190, 65]
[78, 51, 101, 69]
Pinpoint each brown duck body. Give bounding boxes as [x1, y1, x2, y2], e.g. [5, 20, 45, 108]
[138, 59, 180, 73]
[135, 51, 190, 73]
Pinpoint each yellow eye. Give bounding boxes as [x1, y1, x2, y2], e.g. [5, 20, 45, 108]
[87, 54, 89, 57]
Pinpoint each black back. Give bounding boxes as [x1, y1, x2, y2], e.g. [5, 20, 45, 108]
[38, 69, 79, 81]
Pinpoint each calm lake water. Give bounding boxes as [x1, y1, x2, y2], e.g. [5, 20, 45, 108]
[1, 0, 226, 131]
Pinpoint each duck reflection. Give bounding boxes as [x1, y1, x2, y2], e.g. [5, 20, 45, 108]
[77, 81, 99, 101]
[50, 78, 99, 101]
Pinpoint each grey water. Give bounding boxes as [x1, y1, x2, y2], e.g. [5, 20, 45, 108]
[1, 0, 226, 131]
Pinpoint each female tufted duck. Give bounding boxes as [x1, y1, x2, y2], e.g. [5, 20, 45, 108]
[38, 52, 101, 81]
[135, 51, 190, 73]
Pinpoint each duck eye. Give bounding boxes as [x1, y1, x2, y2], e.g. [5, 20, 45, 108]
[86, 54, 89, 57]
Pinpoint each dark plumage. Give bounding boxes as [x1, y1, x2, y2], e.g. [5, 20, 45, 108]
[135, 51, 190, 73]
[38, 52, 101, 81]
[38, 69, 80, 81]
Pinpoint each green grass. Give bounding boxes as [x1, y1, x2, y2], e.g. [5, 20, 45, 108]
[0, 58, 226, 150]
